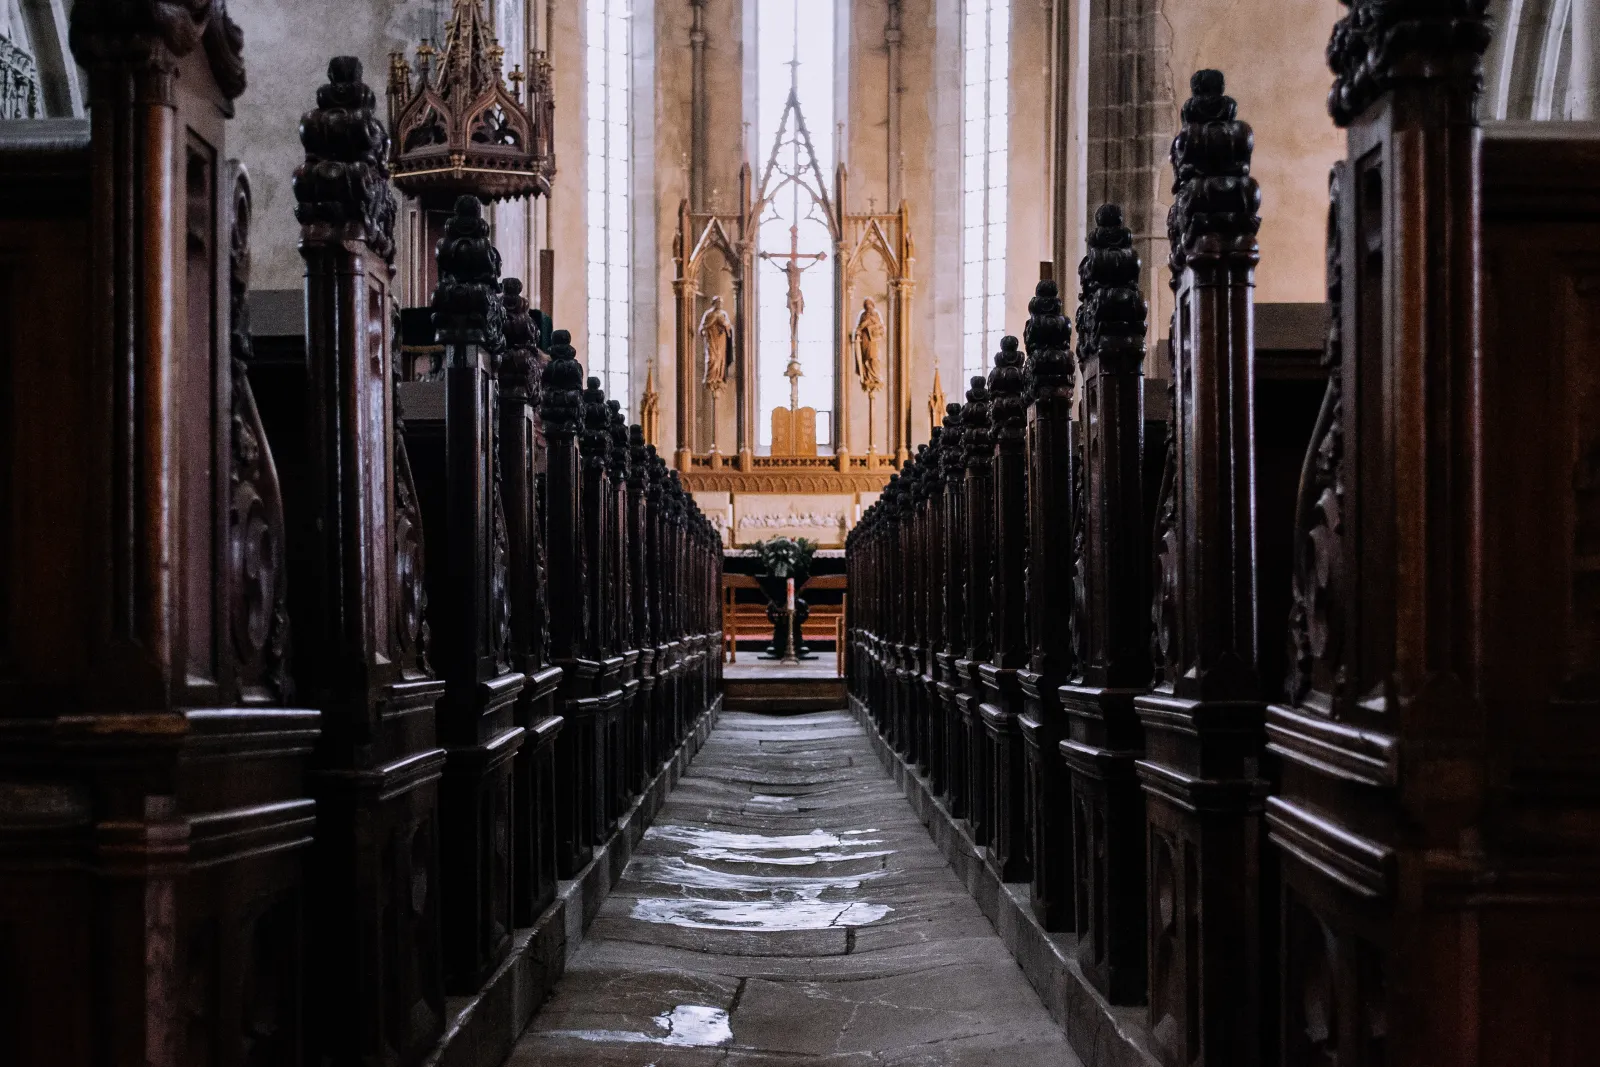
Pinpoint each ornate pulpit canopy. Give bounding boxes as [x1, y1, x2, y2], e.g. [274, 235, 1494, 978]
[387, 0, 555, 205]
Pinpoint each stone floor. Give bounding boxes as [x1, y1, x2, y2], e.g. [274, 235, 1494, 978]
[508, 710, 1082, 1066]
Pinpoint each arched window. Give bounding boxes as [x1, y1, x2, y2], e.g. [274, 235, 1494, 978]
[754, 0, 836, 450]
[586, 0, 632, 405]
[962, 0, 1009, 380]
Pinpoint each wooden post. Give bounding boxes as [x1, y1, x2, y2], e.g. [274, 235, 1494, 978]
[1134, 72, 1264, 1067]
[295, 57, 449, 1063]
[540, 331, 596, 876]
[425, 196, 527, 994]
[923, 431, 948, 793]
[959, 375, 995, 848]
[1059, 204, 1152, 1001]
[981, 336, 1031, 882]
[581, 376, 623, 841]
[1267, 3, 1496, 1064]
[1018, 277, 1079, 931]
[500, 279, 566, 927]
[939, 403, 969, 818]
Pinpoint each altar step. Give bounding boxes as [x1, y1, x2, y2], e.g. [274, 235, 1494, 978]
[722, 659, 846, 712]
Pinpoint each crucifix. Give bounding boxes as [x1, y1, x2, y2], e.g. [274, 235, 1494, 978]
[758, 222, 827, 411]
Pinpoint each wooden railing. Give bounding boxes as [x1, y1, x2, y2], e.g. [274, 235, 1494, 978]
[847, 6, 1600, 1063]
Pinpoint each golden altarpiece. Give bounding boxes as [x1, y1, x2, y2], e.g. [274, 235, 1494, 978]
[651, 85, 915, 545]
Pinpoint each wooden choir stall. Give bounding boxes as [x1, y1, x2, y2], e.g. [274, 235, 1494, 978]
[847, 2, 1600, 1064]
[0, 11, 722, 1067]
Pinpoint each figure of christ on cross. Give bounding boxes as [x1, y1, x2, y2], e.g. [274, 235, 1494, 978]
[759, 223, 828, 410]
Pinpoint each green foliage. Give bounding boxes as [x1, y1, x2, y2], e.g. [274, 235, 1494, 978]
[750, 536, 817, 579]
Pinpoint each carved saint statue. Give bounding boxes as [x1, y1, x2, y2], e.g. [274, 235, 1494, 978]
[853, 297, 886, 394]
[699, 295, 734, 389]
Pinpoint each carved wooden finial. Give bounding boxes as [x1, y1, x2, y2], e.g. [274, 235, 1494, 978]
[432, 196, 506, 350]
[540, 330, 585, 439]
[608, 399, 630, 479]
[1326, 0, 1491, 126]
[1024, 278, 1074, 401]
[295, 56, 399, 262]
[1077, 204, 1146, 374]
[986, 336, 1028, 446]
[1167, 70, 1260, 285]
[963, 375, 992, 470]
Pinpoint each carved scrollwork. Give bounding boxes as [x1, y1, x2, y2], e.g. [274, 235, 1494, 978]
[226, 168, 292, 703]
[394, 310, 432, 676]
[1287, 171, 1348, 708]
[491, 489, 512, 672]
[394, 433, 431, 675]
[467, 101, 527, 148]
[1070, 434, 1088, 669]
[1151, 369, 1180, 684]
[402, 102, 450, 152]
[1326, 0, 1491, 127]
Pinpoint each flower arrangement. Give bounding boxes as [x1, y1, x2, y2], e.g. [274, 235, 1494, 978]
[750, 536, 817, 581]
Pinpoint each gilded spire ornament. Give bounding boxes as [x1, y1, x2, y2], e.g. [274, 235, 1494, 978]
[640, 364, 662, 448]
[927, 368, 946, 436]
[387, 0, 555, 204]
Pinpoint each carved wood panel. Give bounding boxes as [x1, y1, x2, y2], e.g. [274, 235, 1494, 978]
[182, 137, 221, 695]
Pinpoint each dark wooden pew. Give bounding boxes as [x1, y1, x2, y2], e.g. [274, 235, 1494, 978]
[0, 11, 724, 1063]
[0, 5, 320, 1063]
[291, 57, 452, 1064]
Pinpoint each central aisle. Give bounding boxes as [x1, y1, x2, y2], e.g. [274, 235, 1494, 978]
[509, 710, 1081, 1066]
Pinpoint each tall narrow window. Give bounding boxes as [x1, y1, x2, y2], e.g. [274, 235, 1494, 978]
[755, 0, 835, 449]
[586, 0, 631, 405]
[962, 0, 1009, 380]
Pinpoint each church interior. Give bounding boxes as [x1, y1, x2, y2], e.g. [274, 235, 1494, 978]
[0, 0, 1597, 1063]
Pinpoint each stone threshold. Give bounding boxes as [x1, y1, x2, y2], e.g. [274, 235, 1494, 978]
[849, 695, 1162, 1067]
[424, 697, 723, 1067]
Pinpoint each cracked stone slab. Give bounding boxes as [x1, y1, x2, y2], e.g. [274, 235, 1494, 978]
[510, 710, 1083, 1067]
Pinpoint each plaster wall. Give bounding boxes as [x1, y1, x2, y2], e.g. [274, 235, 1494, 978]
[232, 0, 438, 294]
[1006, 0, 1052, 369]
[1163, 0, 1345, 306]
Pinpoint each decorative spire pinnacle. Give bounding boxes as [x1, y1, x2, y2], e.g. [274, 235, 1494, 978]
[640, 364, 662, 447]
